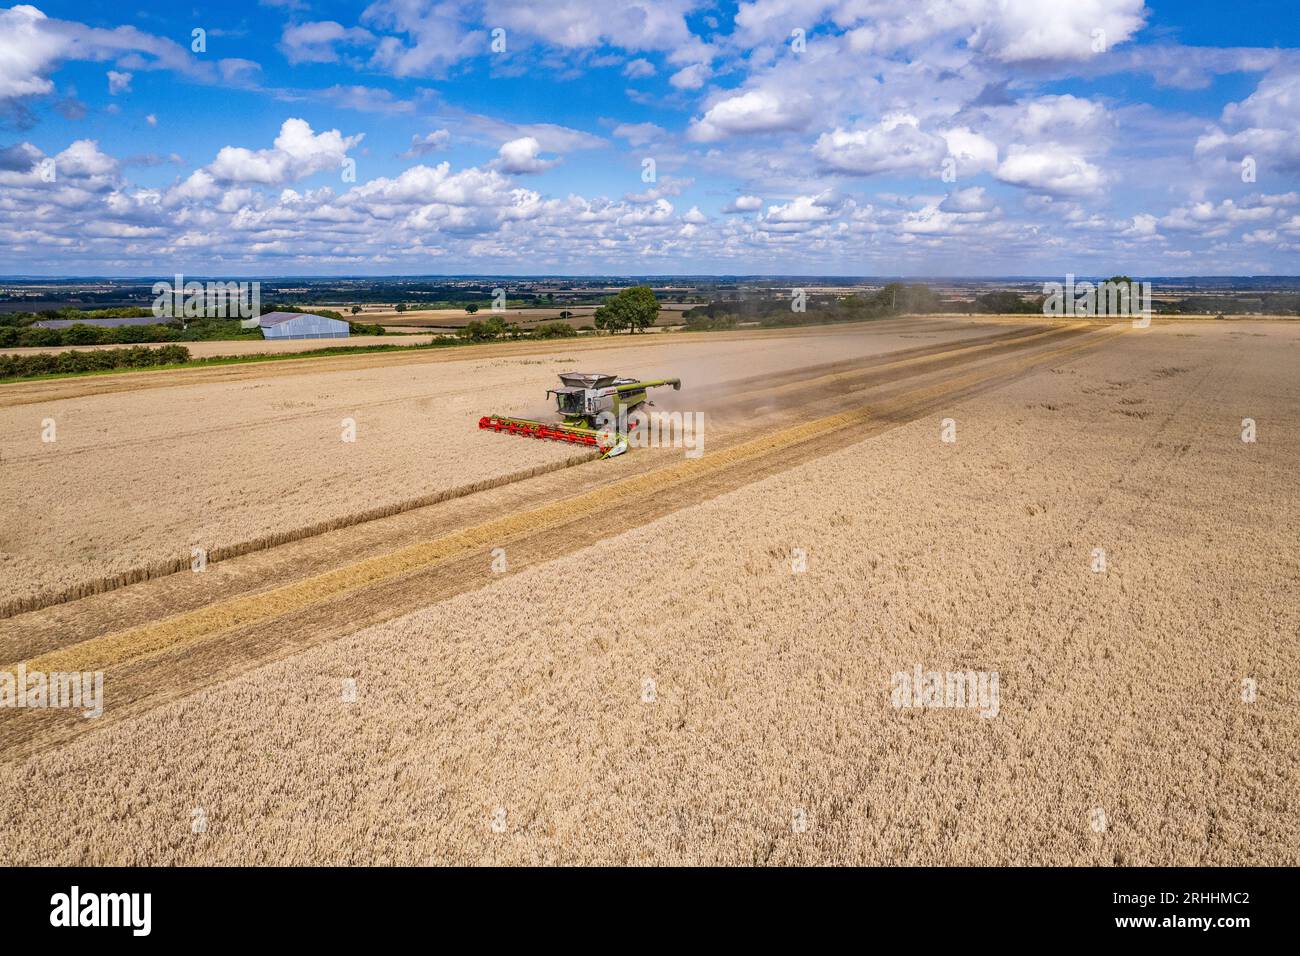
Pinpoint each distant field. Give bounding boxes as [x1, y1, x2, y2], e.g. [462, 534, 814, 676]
[361, 303, 694, 329]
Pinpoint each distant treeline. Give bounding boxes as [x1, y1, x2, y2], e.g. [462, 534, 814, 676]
[681, 282, 1300, 331]
[456, 318, 582, 341]
[681, 283, 1043, 331]
[1153, 293, 1300, 315]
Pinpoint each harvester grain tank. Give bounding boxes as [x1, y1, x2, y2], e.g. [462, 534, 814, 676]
[478, 372, 681, 458]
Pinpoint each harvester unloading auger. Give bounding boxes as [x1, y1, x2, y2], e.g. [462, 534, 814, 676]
[478, 372, 681, 458]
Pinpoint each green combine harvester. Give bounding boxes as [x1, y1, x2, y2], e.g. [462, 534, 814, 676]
[478, 372, 681, 458]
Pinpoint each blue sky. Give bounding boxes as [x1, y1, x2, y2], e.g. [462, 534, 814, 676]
[1, 1, 1298, 275]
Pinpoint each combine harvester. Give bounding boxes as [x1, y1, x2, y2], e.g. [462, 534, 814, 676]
[479, 372, 681, 458]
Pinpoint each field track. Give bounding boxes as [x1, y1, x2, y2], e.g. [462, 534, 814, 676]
[0, 320, 1122, 761]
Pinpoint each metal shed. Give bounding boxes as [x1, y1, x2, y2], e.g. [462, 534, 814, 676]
[258, 311, 350, 340]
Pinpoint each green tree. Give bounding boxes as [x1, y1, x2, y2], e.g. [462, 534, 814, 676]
[594, 285, 658, 334]
[465, 303, 480, 314]
[351, 306, 361, 315]
[395, 303, 407, 313]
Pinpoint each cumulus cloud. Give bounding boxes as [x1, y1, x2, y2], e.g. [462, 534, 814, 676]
[0, 5, 67, 98]
[967, 0, 1147, 63]
[689, 89, 809, 141]
[813, 114, 948, 177]
[491, 136, 560, 174]
[722, 195, 763, 213]
[942, 127, 1000, 176]
[996, 144, 1106, 196]
[759, 192, 847, 231]
[1196, 71, 1300, 175]
[623, 58, 655, 78]
[106, 70, 132, 95]
[208, 118, 363, 185]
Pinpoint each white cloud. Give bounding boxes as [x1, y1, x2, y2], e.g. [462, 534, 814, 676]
[55, 139, 118, 179]
[813, 114, 947, 176]
[1012, 94, 1107, 139]
[1196, 71, 1300, 175]
[942, 127, 1000, 176]
[722, 195, 763, 213]
[940, 187, 993, 213]
[363, 0, 483, 77]
[624, 175, 693, 203]
[279, 21, 375, 64]
[401, 129, 451, 158]
[0, 5, 66, 98]
[759, 191, 846, 231]
[492, 136, 560, 175]
[967, 0, 1147, 63]
[623, 58, 656, 78]
[689, 89, 809, 141]
[996, 144, 1106, 196]
[106, 70, 132, 95]
[0, 5, 263, 108]
[734, 0, 1146, 63]
[208, 118, 363, 185]
[669, 63, 710, 90]
[483, 0, 702, 55]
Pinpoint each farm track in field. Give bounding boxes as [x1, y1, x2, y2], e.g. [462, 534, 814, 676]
[0, 321, 1120, 761]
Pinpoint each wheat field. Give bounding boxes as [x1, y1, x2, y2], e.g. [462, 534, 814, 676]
[1, 320, 1295, 865]
[0, 318, 999, 612]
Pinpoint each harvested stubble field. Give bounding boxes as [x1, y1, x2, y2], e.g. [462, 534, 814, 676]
[0, 317, 1008, 613]
[368, 303, 692, 329]
[0, 333, 440, 360]
[1, 319, 1296, 865]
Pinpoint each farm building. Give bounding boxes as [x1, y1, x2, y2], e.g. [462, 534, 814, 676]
[258, 311, 350, 340]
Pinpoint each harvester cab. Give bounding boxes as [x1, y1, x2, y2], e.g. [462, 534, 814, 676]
[479, 372, 681, 458]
